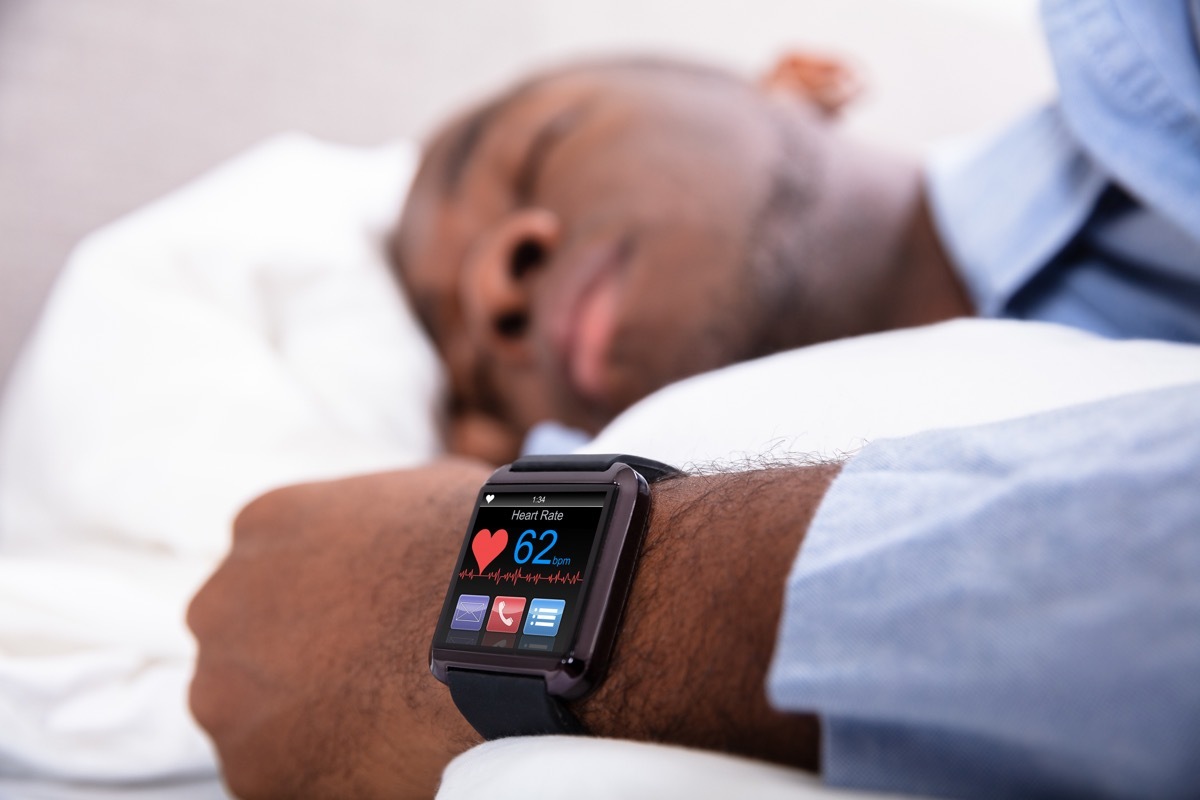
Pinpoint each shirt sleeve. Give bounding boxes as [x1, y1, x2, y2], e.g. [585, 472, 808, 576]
[925, 0, 1200, 344]
[766, 382, 1200, 799]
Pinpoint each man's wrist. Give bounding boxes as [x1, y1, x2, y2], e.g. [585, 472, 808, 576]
[574, 463, 841, 771]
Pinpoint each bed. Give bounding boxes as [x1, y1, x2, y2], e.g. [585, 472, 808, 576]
[11, 2, 1166, 797]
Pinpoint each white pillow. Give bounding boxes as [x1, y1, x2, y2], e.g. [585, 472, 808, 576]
[0, 133, 442, 788]
[0, 132, 443, 562]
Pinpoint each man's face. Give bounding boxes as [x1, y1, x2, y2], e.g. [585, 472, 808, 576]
[393, 63, 804, 451]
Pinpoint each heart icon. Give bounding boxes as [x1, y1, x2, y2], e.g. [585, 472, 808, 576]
[485, 494, 495, 503]
[471, 528, 508, 572]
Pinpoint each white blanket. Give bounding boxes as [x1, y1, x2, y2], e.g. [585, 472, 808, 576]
[3, 135, 1199, 797]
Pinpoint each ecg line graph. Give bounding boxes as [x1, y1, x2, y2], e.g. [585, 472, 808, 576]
[458, 567, 584, 586]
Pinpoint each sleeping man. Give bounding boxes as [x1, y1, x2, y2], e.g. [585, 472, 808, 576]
[389, 45, 1200, 464]
[187, 1, 1200, 797]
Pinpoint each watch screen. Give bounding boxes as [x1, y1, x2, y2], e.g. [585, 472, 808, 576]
[435, 487, 612, 657]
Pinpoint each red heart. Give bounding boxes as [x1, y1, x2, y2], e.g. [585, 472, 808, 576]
[471, 528, 508, 572]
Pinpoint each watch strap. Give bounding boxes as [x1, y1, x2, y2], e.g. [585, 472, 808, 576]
[510, 453, 679, 483]
[447, 669, 585, 739]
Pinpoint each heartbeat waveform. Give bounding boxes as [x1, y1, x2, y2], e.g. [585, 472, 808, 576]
[458, 567, 584, 586]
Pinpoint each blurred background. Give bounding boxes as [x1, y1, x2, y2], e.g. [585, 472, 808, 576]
[0, 0, 1052, 391]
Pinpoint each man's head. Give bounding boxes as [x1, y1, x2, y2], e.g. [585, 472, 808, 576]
[390, 55, 933, 461]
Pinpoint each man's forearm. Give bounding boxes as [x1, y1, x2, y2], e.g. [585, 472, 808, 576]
[189, 461, 840, 799]
[577, 464, 841, 770]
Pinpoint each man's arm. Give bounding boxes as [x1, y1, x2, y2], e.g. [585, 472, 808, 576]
[188, 461, 839, 798]
[577, 465, 837, 767]
[189, 383, 1200, 798]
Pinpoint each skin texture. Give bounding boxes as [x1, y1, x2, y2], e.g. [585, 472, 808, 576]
[188, 461, 840, 799]
[391, 56, 972, 463]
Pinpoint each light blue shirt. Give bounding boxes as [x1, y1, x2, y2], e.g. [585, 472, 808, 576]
[768, 382, 1200, 797]
[926, 0, 1200, 343]
[769, 1, 1200, 795]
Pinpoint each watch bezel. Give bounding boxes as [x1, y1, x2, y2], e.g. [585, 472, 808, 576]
[430, 463, 650, 700]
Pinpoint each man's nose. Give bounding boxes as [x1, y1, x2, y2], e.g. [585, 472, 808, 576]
[460, 208, 560, 362]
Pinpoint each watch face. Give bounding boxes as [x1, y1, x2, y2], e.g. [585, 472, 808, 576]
[434, 486, 614, 658]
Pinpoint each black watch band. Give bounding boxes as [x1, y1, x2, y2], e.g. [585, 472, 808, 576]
[446, 453, 678, 740]
[509, 453, 679, 483]
[447, 670, 585, 738]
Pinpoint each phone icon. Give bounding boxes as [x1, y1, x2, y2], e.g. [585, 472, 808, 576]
[486, 596, 526, 633]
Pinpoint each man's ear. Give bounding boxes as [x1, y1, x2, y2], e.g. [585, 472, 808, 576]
[759, 51, 862, 118]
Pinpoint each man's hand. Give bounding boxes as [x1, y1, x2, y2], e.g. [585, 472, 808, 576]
[189, 460, 839, 797]
[188, 460, 491, 798]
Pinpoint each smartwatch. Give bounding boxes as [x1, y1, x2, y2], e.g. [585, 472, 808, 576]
[429, 453, 678, 740]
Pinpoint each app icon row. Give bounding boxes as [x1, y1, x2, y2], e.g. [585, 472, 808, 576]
[444, 629, 556, 652]
[451, 594, 565, 637]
